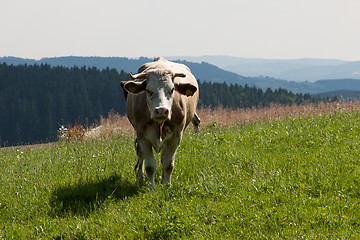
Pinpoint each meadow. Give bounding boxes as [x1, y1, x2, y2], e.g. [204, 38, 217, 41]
[1, 102, 360, 239]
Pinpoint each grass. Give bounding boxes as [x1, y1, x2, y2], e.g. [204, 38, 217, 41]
[1, 104, 360, 239]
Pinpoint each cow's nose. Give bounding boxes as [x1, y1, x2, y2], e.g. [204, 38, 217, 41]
[154, 107, 169, 120]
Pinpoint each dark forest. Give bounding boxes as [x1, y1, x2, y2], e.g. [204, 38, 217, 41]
[0, 63, 317, 146]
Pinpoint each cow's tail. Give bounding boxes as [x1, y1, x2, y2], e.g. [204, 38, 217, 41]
[192, 113, 201, 133]
[134, 138, 140, 172]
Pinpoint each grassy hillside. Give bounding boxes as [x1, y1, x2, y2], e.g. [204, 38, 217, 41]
[1, 107, 360, 239]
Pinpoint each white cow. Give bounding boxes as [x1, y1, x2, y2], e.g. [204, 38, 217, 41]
[121, 57, 200, 190]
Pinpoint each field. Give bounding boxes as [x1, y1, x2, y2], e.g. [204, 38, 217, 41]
[1, 102, 360, 239]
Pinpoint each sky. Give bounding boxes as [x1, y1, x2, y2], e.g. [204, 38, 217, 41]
[1, 0, 359, 61]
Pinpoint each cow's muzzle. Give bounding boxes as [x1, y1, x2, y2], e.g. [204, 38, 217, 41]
[153, 107, 170, 121]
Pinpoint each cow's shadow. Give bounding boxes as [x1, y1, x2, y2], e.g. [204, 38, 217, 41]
[49, 174, 143, 217]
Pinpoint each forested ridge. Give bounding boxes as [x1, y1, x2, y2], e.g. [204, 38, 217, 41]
[0, 63, 318, 146]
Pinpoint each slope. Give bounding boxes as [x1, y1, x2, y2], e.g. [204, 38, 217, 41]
[1, 107, 360, 239]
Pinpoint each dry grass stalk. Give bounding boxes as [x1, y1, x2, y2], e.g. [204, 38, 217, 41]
[84, 100, 360, 140]
[85, 111, 133, 140]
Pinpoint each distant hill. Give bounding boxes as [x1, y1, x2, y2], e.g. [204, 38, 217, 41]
[2, 56, 360, 95]
[0, 56, 297, 91]
[273, 79, 360, 95]
[0, 56, 37, 65]
[168, 55, 360, 82]
[313, 79, 360, 92]
[273, 61, 360, 82]
[0, 56, 151, 75]
[0, 56, 247, 84]
[314, 90, 360, 100]
[168, 55, 346, 70]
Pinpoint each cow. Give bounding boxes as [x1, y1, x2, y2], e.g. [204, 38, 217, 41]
[120, 57, 200, 190]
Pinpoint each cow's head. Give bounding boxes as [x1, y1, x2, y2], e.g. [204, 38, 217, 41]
[121, 69, 197, 121]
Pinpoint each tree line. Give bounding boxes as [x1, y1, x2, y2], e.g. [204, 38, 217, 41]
[199, 81, 314, 109]
[0, 63, 319, 146]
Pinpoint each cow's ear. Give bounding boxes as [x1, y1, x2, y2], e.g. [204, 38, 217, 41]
[121, 80, 147, 94]
[175, 83, 197, 96]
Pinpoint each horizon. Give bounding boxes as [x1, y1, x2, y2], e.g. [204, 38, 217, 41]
[1, 55, 358, 62]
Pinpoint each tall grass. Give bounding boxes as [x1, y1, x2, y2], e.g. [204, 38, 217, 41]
[198, 100, 360, 127]
[85, 101, 360, 139]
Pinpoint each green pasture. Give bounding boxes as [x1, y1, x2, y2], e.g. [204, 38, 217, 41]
[1, 111, 360, 239]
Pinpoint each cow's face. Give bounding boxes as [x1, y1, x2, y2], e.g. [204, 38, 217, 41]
[145, 70, 176, 121]
[121, 69, 197, 122]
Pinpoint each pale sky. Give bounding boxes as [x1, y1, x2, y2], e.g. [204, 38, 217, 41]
[1, 0, 359, 61]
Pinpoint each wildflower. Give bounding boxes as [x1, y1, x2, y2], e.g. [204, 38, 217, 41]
[58, 125, 68, 140]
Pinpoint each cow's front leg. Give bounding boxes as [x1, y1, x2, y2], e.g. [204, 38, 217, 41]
[161, 136, 181, 185]
[134, 139, 144, 181]
[138, 138, 157, 190]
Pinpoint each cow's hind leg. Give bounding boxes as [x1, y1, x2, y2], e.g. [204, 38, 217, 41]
[161, 137, 180, 185]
